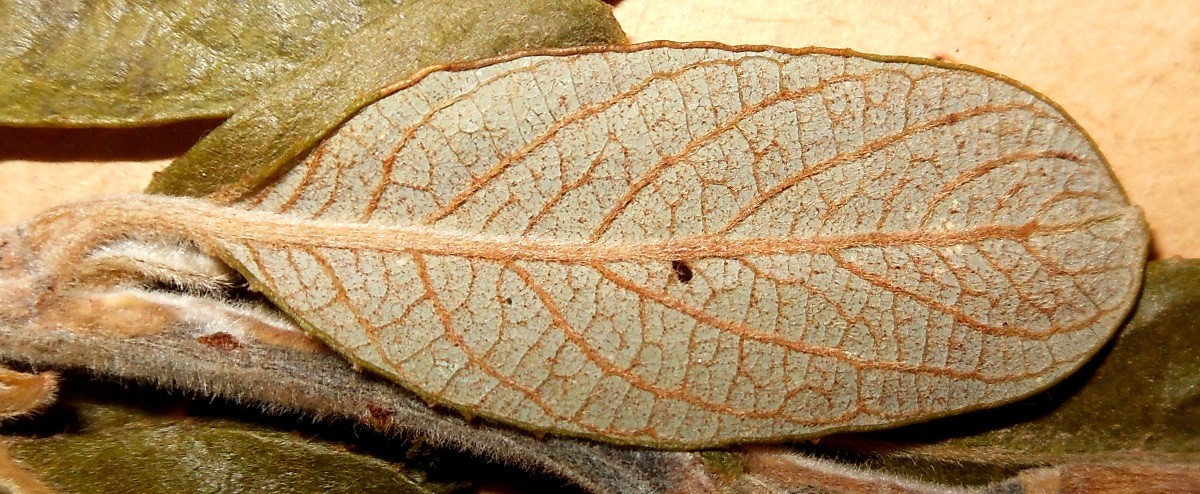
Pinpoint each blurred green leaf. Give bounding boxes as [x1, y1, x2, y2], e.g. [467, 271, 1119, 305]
[5, 393, 457, 494]
[0, 0, 409, 127]
[145, 0, 625, 200]
[818, 258, 1200, 484]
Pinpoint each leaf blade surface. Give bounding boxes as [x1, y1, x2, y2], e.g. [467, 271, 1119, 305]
[208, 43, 1148, 447]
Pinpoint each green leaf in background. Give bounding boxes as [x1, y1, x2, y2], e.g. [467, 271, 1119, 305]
[145, 0, 626, 201]
[816, 258, 1200, 485]
[3, 384, 460, 494]
[0, 0, 409, 127]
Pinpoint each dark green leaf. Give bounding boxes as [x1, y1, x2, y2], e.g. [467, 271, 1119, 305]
[0, 0, 407, 127]
[4, 390, 456, 494]
[145, 0, 626, 201]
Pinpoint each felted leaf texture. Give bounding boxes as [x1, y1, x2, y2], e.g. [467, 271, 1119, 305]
[3, 42, 1148, 448]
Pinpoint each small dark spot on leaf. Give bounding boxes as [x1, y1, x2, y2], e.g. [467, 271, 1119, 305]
[672, 260, 694, 283]
[366, 403, 393, 423]
[197, 332, 241, 350]
[504, 297, 512, 305]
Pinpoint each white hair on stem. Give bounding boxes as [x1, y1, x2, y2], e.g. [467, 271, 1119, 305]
[78, 237, 240, 295]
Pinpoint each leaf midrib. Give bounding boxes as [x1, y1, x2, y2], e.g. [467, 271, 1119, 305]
[212, 210, 1129, 263]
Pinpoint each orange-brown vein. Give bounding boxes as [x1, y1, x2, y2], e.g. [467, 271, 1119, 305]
[408, 253, 614, 436]
[826, 250, 1108, 341]
[418, 58, 787, 226]
[506, 261, 821, 422]
[214, 213, 1124, 267]
[359, 56, 568, 221]
[919, 150, 1092, 227]
[588, 71, 897, 242]
[716, 103, 1065, 236]
[591, 264, 1050, 385]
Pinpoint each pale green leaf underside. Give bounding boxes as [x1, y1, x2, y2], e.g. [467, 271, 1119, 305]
[219, 43, 1148, 447]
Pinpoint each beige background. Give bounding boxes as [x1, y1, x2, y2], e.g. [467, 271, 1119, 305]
[2, 1, 1197, 258]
